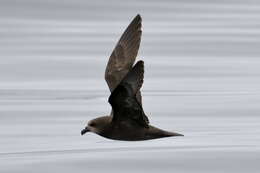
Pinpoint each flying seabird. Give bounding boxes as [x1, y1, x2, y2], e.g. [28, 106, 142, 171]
[81, 14, 183, 141]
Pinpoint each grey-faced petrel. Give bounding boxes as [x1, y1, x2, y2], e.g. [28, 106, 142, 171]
[81, 14, 183, 141]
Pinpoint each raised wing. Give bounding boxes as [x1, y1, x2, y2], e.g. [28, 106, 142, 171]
[121, 61, 144, 95]
[105, 14, 142, 94]
[108, 61, 149, 128]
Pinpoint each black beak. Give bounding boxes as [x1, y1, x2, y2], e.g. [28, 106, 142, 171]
[81, 127, 90, 135]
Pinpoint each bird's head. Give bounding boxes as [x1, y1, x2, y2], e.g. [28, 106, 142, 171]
[81, 116, 109, 135]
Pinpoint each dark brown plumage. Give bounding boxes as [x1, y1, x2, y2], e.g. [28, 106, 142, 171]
[105, 14, 143, 104]
[81, 14, 183, 141]
[109, 60, 149, 128]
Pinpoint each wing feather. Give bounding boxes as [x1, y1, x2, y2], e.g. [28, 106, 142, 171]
[105, 15, 142, 94]
[121, 61, 144, 95]
[108, 61, 149, 127]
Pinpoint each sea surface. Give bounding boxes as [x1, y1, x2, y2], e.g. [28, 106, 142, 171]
[1, 0, 260, 172]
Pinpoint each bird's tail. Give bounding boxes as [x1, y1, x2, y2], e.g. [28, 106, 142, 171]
[164, 131, 184, 137]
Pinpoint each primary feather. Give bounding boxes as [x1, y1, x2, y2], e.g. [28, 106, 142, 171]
[105, 14, 143, 104]
[108, 61, 149, 128]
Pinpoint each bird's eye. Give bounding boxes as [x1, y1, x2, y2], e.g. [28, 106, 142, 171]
[90, 122, 96, 126]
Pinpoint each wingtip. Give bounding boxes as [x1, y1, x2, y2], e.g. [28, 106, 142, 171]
[136, 60, 144, 65]
[136, 60, 144, 70]
[135, 14, 142, 21]
[135, 60, 144, 72]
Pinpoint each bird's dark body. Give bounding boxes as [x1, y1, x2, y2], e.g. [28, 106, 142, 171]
[81, 14, 183, 141]
[93, 116, 182, 141]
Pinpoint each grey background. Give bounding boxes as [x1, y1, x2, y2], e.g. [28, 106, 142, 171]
[1, 0, 260, 84]
[1, 0, 260, 173]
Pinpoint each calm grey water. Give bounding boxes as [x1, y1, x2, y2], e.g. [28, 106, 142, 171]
[1, 0, 260, 173]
